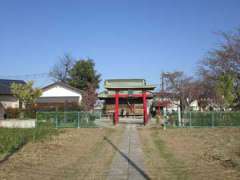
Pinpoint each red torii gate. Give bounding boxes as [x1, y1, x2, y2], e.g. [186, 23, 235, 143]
[107, 86, 154, 125]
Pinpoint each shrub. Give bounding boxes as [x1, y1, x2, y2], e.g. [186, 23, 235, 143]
[5, 108, 36, 119]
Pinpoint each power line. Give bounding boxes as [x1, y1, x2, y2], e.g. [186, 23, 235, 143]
[0, 73, 49, 80]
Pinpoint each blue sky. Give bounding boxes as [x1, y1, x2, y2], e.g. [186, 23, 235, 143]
[0, 0, 239, 90]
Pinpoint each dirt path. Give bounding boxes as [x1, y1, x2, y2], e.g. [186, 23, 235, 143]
[139, 128, 240, 180]
[0, 128, 123, 180]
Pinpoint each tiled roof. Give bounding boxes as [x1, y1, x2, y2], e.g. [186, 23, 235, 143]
[0, 79, 26, 95]
[104, 79, 155, 90]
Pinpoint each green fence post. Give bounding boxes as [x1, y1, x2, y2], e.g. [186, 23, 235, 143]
[178, 106, 181, 127]
[211, 112, 214, 128]
[87, 113, 89, 125]
[189, 111, 192, 128]
[78, 112, 80, 128]
[55, 112, 58, 128]
[35, 112, 38, 128]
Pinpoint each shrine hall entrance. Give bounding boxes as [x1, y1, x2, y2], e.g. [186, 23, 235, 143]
[108, 97, 146, 125]
[98, 79, 156, 126]
[112, 89, 153, 126]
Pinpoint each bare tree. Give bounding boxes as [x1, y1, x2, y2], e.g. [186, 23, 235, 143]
[81, 83, 97, 111]
[198, 28, 240, 109]
[49, 54, 75, 82]
[163, 71, 194, 111]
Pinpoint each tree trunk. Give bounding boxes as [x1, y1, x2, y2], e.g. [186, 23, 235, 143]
[19, 100, 24, 119]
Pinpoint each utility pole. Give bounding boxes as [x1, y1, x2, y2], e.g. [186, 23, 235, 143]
[178, 105, 182, 127]
[161, 72, 169, 92]
[162, 72, 164, 92]
[160, 72, 165, 92]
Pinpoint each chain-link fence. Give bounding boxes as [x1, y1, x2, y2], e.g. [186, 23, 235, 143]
[165, 111, 240, 128]
[36, 111, 100, 128]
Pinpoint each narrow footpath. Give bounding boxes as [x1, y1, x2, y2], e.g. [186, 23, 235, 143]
[107, 124, 150, 180]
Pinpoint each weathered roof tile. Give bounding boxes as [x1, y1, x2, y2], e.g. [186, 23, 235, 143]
[0, 79, 26, 95]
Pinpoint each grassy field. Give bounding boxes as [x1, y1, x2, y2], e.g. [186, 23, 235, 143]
[139, 128, 240, 180]
[1, 125, 240, 180]
[0, 128, 123, 180]
[0, 124, 60, 161]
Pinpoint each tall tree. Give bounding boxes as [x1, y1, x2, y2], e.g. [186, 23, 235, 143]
[190, 80, 217, 111]
[216, 74, 235, 108]
[198, 28, 240, 109]
[50, 56, 101, 111]
[49, 54, 74, 82]
[69, 59, 101, 90]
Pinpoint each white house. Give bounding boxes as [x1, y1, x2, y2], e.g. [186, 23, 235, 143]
[189, 100, 199, 111]
[36, 82, 82, 110]
[0, 79, 26, 119]
[0, 79, 26, 109]
[152, 92, 200, 115]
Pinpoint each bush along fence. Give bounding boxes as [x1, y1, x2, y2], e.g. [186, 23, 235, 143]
[167, 111, 240, 128]
[36, 111, 99, 128]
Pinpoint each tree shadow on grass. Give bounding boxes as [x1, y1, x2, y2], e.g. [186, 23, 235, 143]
[0, 139, 27, 165]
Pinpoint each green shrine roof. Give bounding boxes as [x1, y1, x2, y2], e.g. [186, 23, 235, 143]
[104, 79, 156, 90]
[98, 79, 156, 99]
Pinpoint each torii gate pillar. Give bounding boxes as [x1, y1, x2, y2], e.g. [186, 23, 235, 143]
[143, 90, 148, 125]
[114, 90, 119, 125]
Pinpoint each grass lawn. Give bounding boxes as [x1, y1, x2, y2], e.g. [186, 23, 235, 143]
[0, 127, 123, 180]
[0, 124, 60, 161]
[139, 127, 240, 180]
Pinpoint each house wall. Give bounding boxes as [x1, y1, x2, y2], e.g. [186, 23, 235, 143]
[190, 100, 199, 111]
[40, 85, 82, 105]
[166, 100, 180, 112]
[0, 120, 35, 128]
[153, 96, 180, 113]
[0, 95, 19, 109]
[153, 99, 199, 113]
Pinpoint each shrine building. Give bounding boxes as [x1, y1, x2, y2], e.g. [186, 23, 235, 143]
[98, 79, 156, 125]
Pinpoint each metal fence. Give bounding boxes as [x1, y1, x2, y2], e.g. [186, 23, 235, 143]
[36, 111, 100, 128]
[167, 111, 240, 128]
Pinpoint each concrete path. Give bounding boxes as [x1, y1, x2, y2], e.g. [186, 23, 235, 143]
[106, 124, 150, 180]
